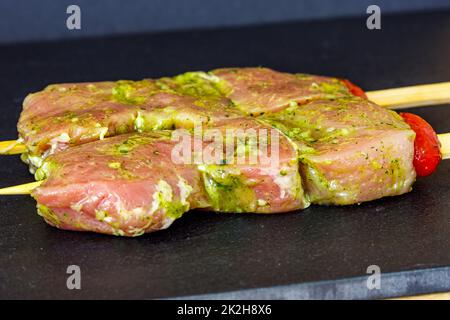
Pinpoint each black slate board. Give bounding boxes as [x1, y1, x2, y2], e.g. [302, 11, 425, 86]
[0, 10, 450, 300]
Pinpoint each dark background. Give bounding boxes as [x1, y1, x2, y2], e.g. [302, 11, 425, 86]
[1, 0, 450, 44]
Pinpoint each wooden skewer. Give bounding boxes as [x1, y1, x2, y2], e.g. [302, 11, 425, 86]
[0, 140, 26, 155]
[0, 181, 42, 195]
[0, 81, 449, 155]
[366, 81, 450, 109]
[0, 133, 449, 195]
[389, 291, 450, 300]
[439, 133, 450, 160]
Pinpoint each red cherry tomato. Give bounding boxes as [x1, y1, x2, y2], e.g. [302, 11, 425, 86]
[400, 112, 441, 176]
[341, 79, 367, 99]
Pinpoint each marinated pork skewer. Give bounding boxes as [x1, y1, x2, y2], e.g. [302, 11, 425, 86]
[0, 67, 447, 236]
[0, 119, 446, 236]
[2, 130, 448, 196]
[2, 68, 449, 161]
[3, 68, 355, 167]
[0, 96, 447, 236]
[0, 118, 308, 236]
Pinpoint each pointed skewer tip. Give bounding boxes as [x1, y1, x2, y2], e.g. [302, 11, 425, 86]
[0, 181, 42, 195]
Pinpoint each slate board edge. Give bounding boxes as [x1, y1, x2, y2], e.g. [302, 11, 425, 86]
[175, 266, 450, 300]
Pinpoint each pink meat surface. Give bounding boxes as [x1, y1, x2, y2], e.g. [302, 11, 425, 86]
[18, 79, 241, 169]
[32, 132, 209, 236]
[213, 67, 351, 115]
[196, 117, 309, 213]
[17, 68, 352, 164]
[18, 80, 155, 158]
[259, 97, 416, 204]
[32, 118, 308, 236]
